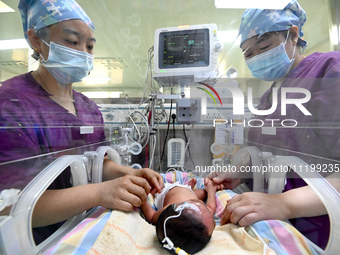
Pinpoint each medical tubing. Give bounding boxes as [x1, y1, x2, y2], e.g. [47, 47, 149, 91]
[248, 225, 268, 255]
[162, 209, 190, 255]
[163, 210, 181, 248]
[127, 113, 141, 142]
[128, 142, 143, 155]
[135, 110, 150, 148]
[156, 128, 161, 168]
[155, 100, 167, 126]
[129, 109, 150, 149]
[139, 47, 153, 107]
[247, 147, 264, 192]
[149, 135, 157, 169]
[233, 146, 263, 192]
[184, 124, 195, 167]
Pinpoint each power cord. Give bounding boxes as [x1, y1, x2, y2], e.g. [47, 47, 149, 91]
[159, 99, 173, 172]
[172, 113, 176, 138]
[183, 124, 196, 169]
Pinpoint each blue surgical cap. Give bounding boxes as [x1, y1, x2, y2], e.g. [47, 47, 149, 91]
[238, 0, 307, 49]
[18, 0, 95, 48]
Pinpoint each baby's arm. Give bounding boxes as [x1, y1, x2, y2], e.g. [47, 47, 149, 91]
[140, 201, 156, 223]
[205, 179, 218, 214]
[140, 202, 164, 225]
[194, 189, 208, 200]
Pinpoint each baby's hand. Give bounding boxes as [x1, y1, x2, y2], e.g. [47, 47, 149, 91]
[205, 179, 218, 193]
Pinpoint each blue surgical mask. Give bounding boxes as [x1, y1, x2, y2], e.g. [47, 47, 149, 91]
[40, 40, 94, 84]
[245, 31, 295, 81]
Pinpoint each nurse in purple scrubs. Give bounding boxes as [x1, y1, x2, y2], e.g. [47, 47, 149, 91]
[0, 0, 163, 244]
[207, 0, 340, 249]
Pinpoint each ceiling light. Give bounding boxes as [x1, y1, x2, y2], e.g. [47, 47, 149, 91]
[0, 1, 14, 13]
[217, 30, 239, 43]
[330, 25, 340, 46]
[82, 76, 112, 85]
[0, 39, 29, 50]
[214, 0, 291, 9]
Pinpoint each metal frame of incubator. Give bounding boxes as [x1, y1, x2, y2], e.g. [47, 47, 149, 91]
[0, 146, 120, 255]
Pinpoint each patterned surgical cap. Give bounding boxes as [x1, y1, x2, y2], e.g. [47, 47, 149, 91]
[238, 0, 307, 49]
[18, 0, 95, 48]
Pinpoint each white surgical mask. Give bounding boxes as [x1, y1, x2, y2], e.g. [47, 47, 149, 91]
[40, 40, 94, 84]
[246, 31, 295, 81]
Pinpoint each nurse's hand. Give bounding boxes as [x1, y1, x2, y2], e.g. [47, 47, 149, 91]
[95, 175, 151, 211]
[132, 168, 164, 195]
[204, 152, 251, 190]
[204, 171, 241, 190]
[220, 192, 289, 226]
[204, 170, 251, 190]
[103, 160, 163, 195]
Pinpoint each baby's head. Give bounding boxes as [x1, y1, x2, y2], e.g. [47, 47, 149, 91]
[156, 199, 215, 254]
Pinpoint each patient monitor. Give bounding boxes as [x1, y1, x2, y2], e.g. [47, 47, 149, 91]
[153, 23, 223, 86]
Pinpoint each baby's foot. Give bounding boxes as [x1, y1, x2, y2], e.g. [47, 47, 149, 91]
[188, 178, 197, 189]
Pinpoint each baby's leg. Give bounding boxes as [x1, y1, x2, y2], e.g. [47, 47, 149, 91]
[190, 178, 208, 200]
[188, 178, 197, 189]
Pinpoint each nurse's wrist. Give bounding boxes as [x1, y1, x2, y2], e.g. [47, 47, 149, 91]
[118, 164, 134, 176]
[89, 183, 102, 208]
[103, 158, 129, 180]
[277, 192, 293, 220]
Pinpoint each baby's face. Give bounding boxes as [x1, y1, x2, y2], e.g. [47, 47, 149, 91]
[175, 199, 216, 234]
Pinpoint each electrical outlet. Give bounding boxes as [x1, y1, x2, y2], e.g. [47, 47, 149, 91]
[176, 98, 201, 124]
[202, 109, 225, 122]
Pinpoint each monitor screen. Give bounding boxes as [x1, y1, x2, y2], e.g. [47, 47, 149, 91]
[158, 29, 210, 70]
[153, 24, 222, 85]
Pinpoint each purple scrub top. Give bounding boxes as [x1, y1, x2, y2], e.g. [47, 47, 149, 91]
[247, 52, 340, 249]
[0, 72, 106, 243]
